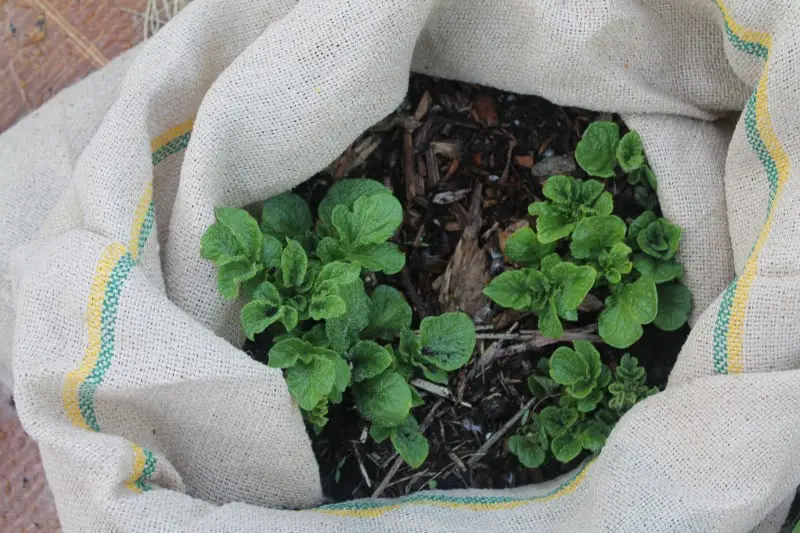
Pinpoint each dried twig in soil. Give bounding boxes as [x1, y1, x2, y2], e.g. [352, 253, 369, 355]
[467, 325, 598, 380]
[400, 266, 427, 318]
[371, 399, 445, 498]
[352, 443, 372, 489]
[492, 328, 601, 360]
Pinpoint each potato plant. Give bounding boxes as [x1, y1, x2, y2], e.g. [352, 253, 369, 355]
[201, 179, 476, 468]
[485, 121, 693, 466]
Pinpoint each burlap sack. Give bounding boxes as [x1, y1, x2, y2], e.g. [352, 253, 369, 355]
[2, 0, 799, 531]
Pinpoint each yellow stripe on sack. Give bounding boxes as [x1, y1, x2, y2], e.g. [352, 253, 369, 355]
[726, 42, 790, 375]
[125, 443, 148, 494]
[317, 459, 594, 518]
[715, 1, 771, 51]
[128, 182, 153, 261]
[62, 243, 128, 430]
[150, 119, 195, 153]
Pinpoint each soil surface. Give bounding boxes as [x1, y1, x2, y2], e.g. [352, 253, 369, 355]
[246, 73, 689, 502]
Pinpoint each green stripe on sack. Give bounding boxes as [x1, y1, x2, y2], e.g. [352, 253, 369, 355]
[151, 131, 192, 166]
[78, 252, 137, 430]
[136, 449, 158, 492]
[316, 459, 592, 512]
[710, 5, 772, 373]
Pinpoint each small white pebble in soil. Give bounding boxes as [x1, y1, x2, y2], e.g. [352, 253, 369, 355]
[462, 419, 482, 433]
[489, 174, 500, 182]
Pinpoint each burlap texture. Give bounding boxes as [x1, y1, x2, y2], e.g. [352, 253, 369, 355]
[1, 0, 799, 531]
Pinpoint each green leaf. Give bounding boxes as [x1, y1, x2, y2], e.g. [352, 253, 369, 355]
[364, 285, 412, 340]
[285, 355, 337, 410]
[537, 300, 563, 339]
[593, 191, 614, 216]
[398, 327, 421, 361]
[579, 179, 605, 204]
[627, 211, 658, 249]
[549, 262, 596, 318]
[286, 295, 308, 312]
[370, 424, 391, 443]
[310, 263, 359, 320]
[297, 260, 321, 294]
[643, 164, 657, 190]
[484, 270, 532, 311]
[260, 235, 283, 269]
[527, 374, 560, 398]
[316, 236, 346, 264]
[261, 193, 313, 241]
[575, 121, 620, 178]
[303, 400, 329, 434]
[599, 277, 658, 348]
[332, 194, 403, 247]
[315, 261, 362, 287]
[504, 226, 556, 266]
[508, 435, 546, 468]
[309, 291, 347, 320]
[579, 420, 610, 453]
[540, 254, 562, 277]
[529, 202, 575, 243]
[201, 222, 243, 263]
[539, 406, 579, 437]
[598, 364, 612, 388]
[567, 377, 595, 400]
[616, 354, 646, 383]
[569, 215, 627, 260]
[629, 163, 657, 189]
[551, 432, 583, 463]
[281, 238, 309, 287]
[638, 219, 682, 260]
[348, 242, 406, 274]
[303, 324, 330, 347]
[419, 312, 476, 371]
[525, 269, 552, 311]
[214, 207, 262, 260]
[654, 282, 692, 331]
[267, 338, 306, 369]
[616, 130, 645, 172]
[632, 254, 684, 283]
[542, 175, 580, 203]
[251, 281, 281, 306]
[350, 341, 395, 382]
[241, 300, 281, 340]
[410, 387, 425, 407]
[354, 371, 412, 427]
[277, 305, 299, 332]
[576, 388, 603, 412]
[217, 257, 259, 299]
[318, 179, 392, 228]
[574, 340, 601, 379]
[549, 346, 590, 385]
[330, 354, 352, 403]
[418, 363, 450, 385]
[390, 416, 429, 468]
[325, 279, 371, 352]
[598, 242, 633, 284]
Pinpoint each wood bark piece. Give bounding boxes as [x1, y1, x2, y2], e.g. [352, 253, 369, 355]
[433, 184, 490, 316]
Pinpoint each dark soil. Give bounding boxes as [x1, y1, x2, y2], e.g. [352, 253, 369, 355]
[245, 74, 689, 502]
